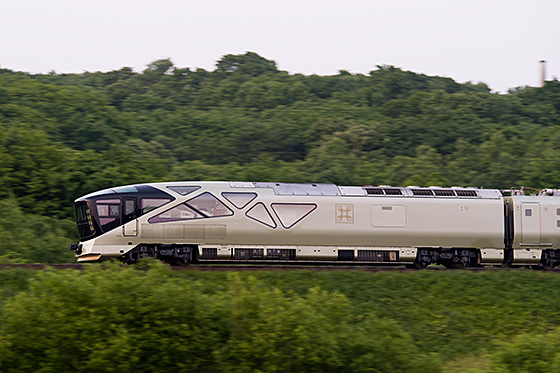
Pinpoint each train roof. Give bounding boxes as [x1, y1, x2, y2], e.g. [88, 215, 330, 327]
[75, 181, 503, 201]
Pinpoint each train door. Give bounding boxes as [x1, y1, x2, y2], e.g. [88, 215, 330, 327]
[521, 203, 541, 244]
[123, 198, 138, 237]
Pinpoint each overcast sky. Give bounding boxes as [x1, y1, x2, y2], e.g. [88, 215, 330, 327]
[1, 0, 558, 92]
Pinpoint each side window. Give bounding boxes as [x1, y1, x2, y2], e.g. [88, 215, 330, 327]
[96, 199, 121, 231]
[125, 199, 135, 215]
[525, 209, 532, 217]
[167, 186, 200, 196]
[222, 192, 257, 209]
[187, 193, 233, 218]
[246, 203, 276, 228]
[148, 204, 203, 223]
[109, 205, 120, 216]
[141, 199, 172, 214]
[97, 199, 120, 217]
[271, 203, 317, 229]
[148, 193, 233, 223]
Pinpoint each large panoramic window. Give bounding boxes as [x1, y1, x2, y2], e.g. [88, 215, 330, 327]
[271, 203, 317, 229]
[222, 192, 257, 209]
[188, 193, 233, 217]
[149, 193, 233, 223]
[246, 203, 276, 228]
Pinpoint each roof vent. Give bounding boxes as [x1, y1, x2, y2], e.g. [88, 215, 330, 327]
[383, 188, 403, 196]
[411, 189, 434, 196]
[455, 190, 478, 197]
[365, 188, 384, 195]
[433, 189, 456, 197]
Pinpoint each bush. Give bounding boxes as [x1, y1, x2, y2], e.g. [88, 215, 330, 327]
[491, 330, 560, 372]
[0, 262, 437, 372]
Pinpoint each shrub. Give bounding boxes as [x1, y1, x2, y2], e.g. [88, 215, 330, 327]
[0, 263, 438, 372]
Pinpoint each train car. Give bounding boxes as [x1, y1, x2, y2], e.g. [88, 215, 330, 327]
[504, 191, 560, 269]
[69, 181, 560, 268]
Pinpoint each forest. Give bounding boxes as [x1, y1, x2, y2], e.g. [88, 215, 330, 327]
[1, 51, 560, 262]
[2, 52, 560, 372]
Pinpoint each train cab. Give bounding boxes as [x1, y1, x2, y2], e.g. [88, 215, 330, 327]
[70, 185, 175, 260]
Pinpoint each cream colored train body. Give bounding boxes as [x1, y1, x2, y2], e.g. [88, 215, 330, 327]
[70, 181, 560, 268]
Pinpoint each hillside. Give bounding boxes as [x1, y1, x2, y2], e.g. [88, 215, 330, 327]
[1, 52, 560, 262]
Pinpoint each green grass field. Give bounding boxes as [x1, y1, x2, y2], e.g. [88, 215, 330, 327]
[1, 263, 559, 372]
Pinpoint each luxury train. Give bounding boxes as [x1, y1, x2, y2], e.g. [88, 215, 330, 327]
[69, 181, 560, 269]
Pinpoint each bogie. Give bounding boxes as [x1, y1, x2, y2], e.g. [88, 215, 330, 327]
[122, 244, 197, 266]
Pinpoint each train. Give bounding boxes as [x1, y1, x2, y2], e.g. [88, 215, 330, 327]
[69, 181, 560, 269]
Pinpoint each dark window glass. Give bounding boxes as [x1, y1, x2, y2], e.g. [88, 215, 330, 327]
[75, 202, 95, 240]
[110, 205, 120, 217]
[125, 200, 135, 215]
[525, 209, 532, 217]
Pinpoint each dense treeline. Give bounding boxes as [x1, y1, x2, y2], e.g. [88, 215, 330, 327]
[1, 52, 560, 262]
[2, 265, 560, 372]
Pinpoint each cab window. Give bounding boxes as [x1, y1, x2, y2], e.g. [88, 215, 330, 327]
[96, 199, 121, 231]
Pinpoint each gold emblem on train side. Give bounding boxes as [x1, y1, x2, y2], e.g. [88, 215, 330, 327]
[336, 204, 354, 224]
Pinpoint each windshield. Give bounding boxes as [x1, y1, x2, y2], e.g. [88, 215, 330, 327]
[75, 202, 95, 240]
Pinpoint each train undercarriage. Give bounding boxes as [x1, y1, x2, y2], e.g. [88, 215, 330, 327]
[115, 244, 560, 270]
[121, 244, 199, 266]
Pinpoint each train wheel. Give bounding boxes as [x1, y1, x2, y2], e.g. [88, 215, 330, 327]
[444, 249, 477, 269]
[532, 251, 556, 270]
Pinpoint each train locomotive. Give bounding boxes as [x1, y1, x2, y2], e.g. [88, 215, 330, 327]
[69, 181, 560, 269]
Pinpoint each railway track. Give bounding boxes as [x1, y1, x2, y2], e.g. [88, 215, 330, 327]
[0, 263, 549, 272]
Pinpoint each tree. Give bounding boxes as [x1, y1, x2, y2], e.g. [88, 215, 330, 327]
[215, 52, 278, 81]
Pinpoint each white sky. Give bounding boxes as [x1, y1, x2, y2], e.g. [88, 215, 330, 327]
[0, 0, 558, 92]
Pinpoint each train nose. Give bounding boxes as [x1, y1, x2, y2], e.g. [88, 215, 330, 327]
[69, 243, 83, 255]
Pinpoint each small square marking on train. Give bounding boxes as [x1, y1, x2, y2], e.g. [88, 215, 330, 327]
[336, 204, 354, 224]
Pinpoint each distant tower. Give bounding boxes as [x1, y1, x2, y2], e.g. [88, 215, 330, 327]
[540, 60, 546, 87]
